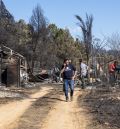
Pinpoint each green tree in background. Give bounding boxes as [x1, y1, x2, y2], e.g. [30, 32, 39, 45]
[0, 0, 85, 73]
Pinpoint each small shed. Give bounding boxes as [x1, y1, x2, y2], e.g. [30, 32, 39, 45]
[0, 45, 27, 87]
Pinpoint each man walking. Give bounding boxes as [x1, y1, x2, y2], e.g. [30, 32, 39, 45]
[61, 59, 76, 102]
[79, 59, 88, 89]
[109, 61, 118, 86]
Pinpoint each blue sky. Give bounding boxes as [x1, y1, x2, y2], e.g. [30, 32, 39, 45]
[3, 0, 120, 39]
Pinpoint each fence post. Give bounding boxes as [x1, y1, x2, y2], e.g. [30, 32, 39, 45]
[0, 45, 2, 86]
[17, 57, 20, 87]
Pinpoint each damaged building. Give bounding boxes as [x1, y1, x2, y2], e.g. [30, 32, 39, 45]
[0, 45, 28, 87]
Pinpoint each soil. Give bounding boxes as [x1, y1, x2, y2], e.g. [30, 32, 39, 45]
[80, 87, 120, 129]
[0, 84, 119, 129]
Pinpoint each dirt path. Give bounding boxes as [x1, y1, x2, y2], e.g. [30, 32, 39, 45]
[0, 85, 92, 129]
[41, 88, 91, 129]
[0, 86, 53, 129]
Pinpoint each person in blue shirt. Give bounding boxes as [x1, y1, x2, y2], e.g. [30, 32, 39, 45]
[61, 59, 77, 102]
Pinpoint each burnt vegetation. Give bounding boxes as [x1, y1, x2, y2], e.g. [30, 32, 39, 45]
[0, 0, 83, 72]
[0, 1, 120, 128]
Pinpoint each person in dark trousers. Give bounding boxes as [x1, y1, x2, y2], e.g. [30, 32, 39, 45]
[109, 61, 118, 86]
[61, 59, 77, 102]
[61, 59, 72, 92]
[79, 59, 88, 89]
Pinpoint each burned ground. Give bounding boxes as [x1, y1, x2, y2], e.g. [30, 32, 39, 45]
[0, 83, 50, 105]
[78, 87, 120, 129]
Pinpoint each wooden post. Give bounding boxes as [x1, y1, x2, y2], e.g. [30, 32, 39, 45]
[0, 45, 2, 86]
[17, 57, 21, 87]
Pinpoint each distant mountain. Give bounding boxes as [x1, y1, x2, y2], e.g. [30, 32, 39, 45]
[0, 0, 14, 23]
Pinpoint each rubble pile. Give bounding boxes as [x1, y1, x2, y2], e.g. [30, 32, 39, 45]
[0, 86, 26, 98]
